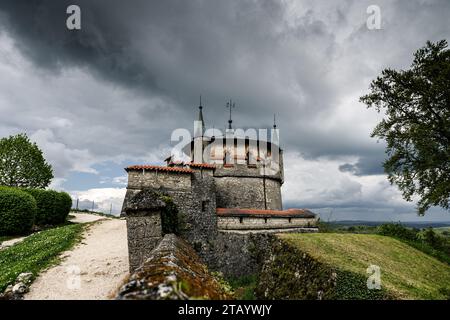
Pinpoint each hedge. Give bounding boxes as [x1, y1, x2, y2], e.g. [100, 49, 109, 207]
[0, 186, 37, 236]
[23, 189, 72, 225]
[57, 191, 73, 223]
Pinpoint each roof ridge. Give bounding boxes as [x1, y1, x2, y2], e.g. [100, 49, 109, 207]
[126, 165, 193, 173]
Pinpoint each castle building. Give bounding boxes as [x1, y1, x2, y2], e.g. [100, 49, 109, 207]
[121, 100, 318, 276]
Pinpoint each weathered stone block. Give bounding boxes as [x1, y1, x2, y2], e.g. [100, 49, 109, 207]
[126, 214, 163, 271]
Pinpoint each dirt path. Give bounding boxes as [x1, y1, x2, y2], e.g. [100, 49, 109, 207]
[25, 217, 129, 300]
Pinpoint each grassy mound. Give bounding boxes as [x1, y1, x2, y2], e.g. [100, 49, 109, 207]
[280, 233, 450, 300]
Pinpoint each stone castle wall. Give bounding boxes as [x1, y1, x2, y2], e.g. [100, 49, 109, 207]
[214, 176, 282, 210]
[209, 229, 320, 278]
[126, 170, 191, 190]
[165, 169, 218, 263]
[126, 211, 163, 271]
[122, 164, 317, 278]
[123, 168, 219, 271]
[218, 216, 317, 230]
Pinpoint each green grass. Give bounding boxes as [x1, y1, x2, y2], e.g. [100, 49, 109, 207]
[0, 223, 85, 292]
[280, 233, 450, 300]
[228, 274, 258, 300]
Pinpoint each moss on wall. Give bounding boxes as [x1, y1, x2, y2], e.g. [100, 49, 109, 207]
[117, 234, 233, 300]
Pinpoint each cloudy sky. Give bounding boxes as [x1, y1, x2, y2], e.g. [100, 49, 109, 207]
[0, 0, 449, 221]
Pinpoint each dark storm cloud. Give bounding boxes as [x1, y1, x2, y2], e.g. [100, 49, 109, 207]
[2, 0, 449, 162]
[0, 0, 348, 154]
[339, 153, 386, 176]
[0, 0, 449, 219]
[0, 0, 156, 89]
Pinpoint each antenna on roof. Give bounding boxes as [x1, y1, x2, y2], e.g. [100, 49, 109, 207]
[273, 113, 277, 129]
[226, 99, 235, 129]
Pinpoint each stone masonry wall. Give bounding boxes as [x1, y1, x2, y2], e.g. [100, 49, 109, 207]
[214, 176, 282, 210]
[122, 165, 318, 280]
[126, 211, 163, 271]
[166, 169, 218, 265]
[124, 168, 219, 269]
[127, 170, 191, 190]
[218, 216, 318, 230]
[121, 170, 191, 215]
[209, 229, 318, 279]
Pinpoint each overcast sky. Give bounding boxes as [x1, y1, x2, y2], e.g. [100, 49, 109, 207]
[0, 0, 449, 220]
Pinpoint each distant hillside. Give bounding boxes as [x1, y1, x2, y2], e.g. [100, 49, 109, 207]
[330, 220, 450, 229]
[257, 233, 450, 300]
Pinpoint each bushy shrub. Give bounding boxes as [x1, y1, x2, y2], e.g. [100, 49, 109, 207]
[376, 223, 418, 241]
[317, 221, 333, 233]
[57, 191, 73, 223]
[377, 223, 450, 265]
[24, 189, 72, 225]
[334, 269, 391, 300]
[0, 186, 36, 236]
[416, 228, 450, 256]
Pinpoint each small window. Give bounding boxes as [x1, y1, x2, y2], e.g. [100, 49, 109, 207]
[264, 217, 268, 223]
[288, 218, 292, 223]
[239, 217, 243, 224]
[201, 200, 208, 212]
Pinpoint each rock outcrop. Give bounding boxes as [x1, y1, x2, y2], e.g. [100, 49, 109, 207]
[0, 272, 33, 300]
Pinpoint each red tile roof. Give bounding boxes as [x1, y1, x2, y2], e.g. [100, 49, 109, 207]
[216, 208, 316, 218]
[189, 163, 216, 169]
[125, 165, 193, 174]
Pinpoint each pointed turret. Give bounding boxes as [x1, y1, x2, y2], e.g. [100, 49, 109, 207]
[193, 95, 205, 163]
[198, 95, 205, 133]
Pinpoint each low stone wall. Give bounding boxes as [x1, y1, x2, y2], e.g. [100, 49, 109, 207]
[209, 229, 318, 279]
[218, 216, 318, 230]
[116, 234, 231, 300]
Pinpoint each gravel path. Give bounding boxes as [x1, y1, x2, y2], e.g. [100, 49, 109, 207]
[68, 212, 108, 223]
[25, 217, 129, 300]
[0, 236, 27, 250]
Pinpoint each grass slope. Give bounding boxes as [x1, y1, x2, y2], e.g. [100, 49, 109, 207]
[280, 233, 450, 300]
[0, 223, 85, 292]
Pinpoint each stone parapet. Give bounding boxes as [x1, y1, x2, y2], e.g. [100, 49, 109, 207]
[116, 234, 231, 300]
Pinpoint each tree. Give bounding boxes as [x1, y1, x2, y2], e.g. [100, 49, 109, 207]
[360, 40, 450, 215]
[0, 133, 53, 188]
